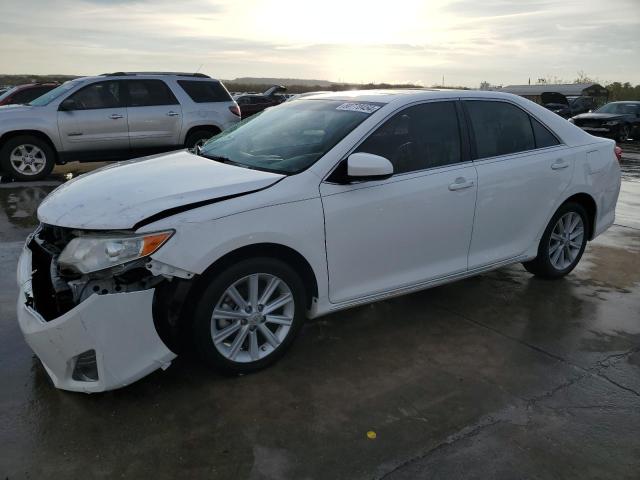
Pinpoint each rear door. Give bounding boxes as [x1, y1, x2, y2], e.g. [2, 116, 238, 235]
[57, 80, 129, 153]
[125, 79, 183, 149]
[321, 100, 478, 303]
[463, 99, 573, 269]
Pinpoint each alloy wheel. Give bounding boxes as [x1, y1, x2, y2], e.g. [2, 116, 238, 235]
[9, 144, 47, 176]
[548, 212, 584, 270]
[211, 273, 295, 363]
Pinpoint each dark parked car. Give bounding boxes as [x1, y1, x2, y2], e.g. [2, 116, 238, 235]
[234, 85, 287, 118]
[0, 83, 59, 106]
[541, 92, 599, 119]
[569, 101, 640, 142]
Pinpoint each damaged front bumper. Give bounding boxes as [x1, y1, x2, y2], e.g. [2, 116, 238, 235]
[16, 242, 177, 393]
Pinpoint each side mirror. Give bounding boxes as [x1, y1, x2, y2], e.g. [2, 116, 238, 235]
[59, 98, 78, 111]
[347, 152, 393, 180]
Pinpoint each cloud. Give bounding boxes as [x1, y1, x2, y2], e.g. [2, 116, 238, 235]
[0, 0, 638, 86]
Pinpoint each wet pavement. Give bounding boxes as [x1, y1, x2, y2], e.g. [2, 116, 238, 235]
[1, 157, 639, 479]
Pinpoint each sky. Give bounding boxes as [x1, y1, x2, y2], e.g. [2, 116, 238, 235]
[0, 0, 639, 87]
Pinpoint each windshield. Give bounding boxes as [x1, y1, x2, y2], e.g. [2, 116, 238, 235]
[0, 86, 18, 102]
[199, 99, 383, 174]
[28, 80, 82, 106]
[595, 103, 640, 115]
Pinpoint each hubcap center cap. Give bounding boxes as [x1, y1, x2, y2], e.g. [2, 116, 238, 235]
[248, 313, 264, 325]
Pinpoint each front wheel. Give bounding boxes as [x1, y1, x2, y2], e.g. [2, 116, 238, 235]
[193, 258, 306, 375]
[523, 202, 588, 279]
[0, 135, 56, 181]
[618, 124, 630, 143]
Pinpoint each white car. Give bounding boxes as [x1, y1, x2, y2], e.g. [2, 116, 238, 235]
[16, 90, 621, 392]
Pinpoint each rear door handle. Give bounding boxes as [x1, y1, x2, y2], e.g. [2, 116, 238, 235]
[448, 177, 475, 191]
[167, 111, 180, 117]
[109, 113, 124, 119]
[551, 159, 569, 170]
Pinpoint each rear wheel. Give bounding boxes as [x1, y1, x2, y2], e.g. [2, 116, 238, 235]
[0, 135, 55, 181]
[185, 129, 219, 153]
[193, 258, 306, 375]
[523, 202, 588, 279]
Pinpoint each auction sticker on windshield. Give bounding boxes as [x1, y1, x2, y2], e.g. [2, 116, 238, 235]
[336, 103, 382, 114]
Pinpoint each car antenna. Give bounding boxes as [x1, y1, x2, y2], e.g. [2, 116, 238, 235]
[194, 64, 204, 75]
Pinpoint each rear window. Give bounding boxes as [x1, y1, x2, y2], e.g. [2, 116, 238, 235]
[178, 80, 232, 103]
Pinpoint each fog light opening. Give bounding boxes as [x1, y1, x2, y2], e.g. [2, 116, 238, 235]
[72, 350, 99, 382]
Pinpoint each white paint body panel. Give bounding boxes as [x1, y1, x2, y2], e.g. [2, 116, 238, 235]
[21, 89, 622, 391]
[321, 164, 477, 302]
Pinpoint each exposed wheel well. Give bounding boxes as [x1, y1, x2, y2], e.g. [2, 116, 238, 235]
[198, 243, 319, 307]
[0, 130, 59, 164]
[153, 243, 319, 352]
[563, 193, 597, 240]
[184, 125, 221, 144]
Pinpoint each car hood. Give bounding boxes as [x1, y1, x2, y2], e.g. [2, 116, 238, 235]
[572, 113, 624, 121]
[38, 150, 284, 230]
[0, 104, 34, 113]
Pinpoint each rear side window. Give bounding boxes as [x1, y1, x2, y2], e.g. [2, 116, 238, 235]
[177, 80, 232, 103]
[127, 80, 178, 107]
[355, 101, 461, 174]
[531, 118, 560, 148]
[465, 101, 535, 158]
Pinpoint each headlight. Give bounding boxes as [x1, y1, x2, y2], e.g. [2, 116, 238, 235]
[58, 230, 173, 274]
[604, 120, 620, 126]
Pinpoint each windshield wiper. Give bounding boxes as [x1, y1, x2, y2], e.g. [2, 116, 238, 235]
[200, 153, 232, 163]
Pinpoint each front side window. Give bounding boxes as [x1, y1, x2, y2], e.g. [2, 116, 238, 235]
[355, 101, 461, 174]
[126, 80, 178, 107]
[465, 100, 535, 158]
[65, 81, 123, 110]
[199, 99, 381, 174]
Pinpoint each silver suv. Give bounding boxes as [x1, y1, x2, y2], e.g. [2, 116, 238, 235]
[0, 72, 240, 181]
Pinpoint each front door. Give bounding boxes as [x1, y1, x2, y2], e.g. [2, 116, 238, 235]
[57, 80, 129, 154]
[321, 101, 478, 303]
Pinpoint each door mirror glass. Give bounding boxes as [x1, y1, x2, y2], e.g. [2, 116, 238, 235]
[59, 98, 78, 111]
[347, 152, 393, 180]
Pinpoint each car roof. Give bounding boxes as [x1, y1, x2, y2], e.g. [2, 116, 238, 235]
[297, 89, 533, 105]
[75, 73, 219, 83]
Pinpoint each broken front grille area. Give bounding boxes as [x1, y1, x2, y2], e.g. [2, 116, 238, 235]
[28, 224, 79, 320]
[26, 223, 166, 321]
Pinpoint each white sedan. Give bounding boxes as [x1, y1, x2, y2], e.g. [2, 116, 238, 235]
[17, 89, 621, 392]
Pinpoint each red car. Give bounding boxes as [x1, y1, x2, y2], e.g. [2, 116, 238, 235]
[0, 83, 59, 106]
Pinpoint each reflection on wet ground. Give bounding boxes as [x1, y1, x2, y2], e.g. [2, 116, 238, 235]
[0, 156, 639, 479]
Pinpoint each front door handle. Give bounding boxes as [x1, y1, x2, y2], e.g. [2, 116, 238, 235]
[448, 177, 475, 191]
[167, 111, 180, 117]
[109, 113, 124, 119]
[551, 159, 569, 170]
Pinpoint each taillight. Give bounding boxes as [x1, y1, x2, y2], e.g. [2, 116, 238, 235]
[614, 145, 622, 162]
[229, 105, 241, 117]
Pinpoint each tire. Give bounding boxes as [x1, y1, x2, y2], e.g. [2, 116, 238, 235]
[192, 257, 306, 375]
[618, 125, 630, 143]
[185, 129, 218, 152]
[523, 202, 589, 279]
[0, 135, 56, 181]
